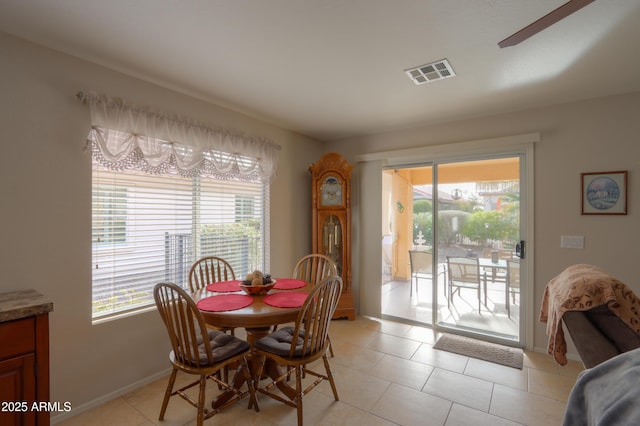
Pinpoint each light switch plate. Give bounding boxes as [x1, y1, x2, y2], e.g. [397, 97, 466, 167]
[561, 235, 584, 249]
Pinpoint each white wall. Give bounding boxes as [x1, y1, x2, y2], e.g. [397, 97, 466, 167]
[3, 25, 640, 416]
[327, 91, 640, 355]
[0, 31, 322, 418]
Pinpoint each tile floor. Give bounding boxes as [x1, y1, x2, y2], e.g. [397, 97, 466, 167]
[382, 276, 520, 339]
[56, 316, 583, 426]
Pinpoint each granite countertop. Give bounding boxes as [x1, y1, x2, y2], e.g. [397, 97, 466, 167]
[0, 289, 54, 323]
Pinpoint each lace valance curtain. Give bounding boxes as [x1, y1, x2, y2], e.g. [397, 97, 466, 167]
[77, 91, 280, 182]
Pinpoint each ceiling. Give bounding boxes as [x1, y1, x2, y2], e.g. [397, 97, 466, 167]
[1, 0, 639, 142]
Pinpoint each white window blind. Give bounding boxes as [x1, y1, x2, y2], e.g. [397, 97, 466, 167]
[92, 155, 269, 322]
[79, 92, 277, 322]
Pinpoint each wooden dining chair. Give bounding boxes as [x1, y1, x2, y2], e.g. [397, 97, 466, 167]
[446, 256, 485, 312]
[188, 256, 236, 293]
[153, 282, 258, 426]
[292, 253, 338, 356]
[255, 275, 343, 426]
[189, 256, 236, 329]
[292, 253, 338, 287]
[188, 256, 238, 383]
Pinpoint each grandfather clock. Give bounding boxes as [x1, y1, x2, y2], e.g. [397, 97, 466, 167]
[310, 152, 355, 320]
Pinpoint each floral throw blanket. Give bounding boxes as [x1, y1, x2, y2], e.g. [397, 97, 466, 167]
[539, 264, 640, 365]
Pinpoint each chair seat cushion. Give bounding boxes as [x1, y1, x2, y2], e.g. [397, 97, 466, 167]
[174, 330, 250, 366]
[207, 330, 250, 361]
[255, 326, 307, 357]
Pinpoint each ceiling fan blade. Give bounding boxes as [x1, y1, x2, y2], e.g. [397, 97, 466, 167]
[498, 0, 596, 48]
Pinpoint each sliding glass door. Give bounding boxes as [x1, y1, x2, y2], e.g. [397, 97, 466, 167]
[381, 156, 523, 345]
[381, 166, 435, 325]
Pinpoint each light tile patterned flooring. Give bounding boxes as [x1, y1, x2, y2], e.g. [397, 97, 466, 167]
[57, 317, 583, 426]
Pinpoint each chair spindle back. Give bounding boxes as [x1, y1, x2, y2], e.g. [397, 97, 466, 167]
[188, 256, 236, 293]
[288, 275, 342, 358]
[293, 254, 338, 286]
[154, 282, 213, 367]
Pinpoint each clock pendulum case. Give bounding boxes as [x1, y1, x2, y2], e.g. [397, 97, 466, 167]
[309, 152, 355, 320]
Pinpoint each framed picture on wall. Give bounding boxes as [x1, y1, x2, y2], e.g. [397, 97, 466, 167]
[581, 170, 628, 215]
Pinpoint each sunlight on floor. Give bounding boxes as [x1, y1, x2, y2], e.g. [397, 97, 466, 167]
[382, 277, 519, 340]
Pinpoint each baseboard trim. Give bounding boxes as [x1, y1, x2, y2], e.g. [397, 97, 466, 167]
[532, 345, 581, 363]
[50, 368, 171, 424]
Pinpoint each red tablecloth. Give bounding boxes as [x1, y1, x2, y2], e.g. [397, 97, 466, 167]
[263, 292, 308, 308]
[206, 280, 242, 293]
[273, 278, 306, 290]
[197, 294, 253, 312]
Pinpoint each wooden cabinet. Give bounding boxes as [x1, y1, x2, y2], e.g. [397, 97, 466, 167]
[0, 291, 53, 426]
[310, 153, 355, 320]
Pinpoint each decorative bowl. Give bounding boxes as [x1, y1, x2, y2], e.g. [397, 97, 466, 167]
[239, 280, 276, 296]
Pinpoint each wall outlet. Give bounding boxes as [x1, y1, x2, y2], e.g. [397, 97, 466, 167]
[561, 235, 584, 249]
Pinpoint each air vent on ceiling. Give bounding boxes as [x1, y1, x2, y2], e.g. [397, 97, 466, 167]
[405, 59, 456, 85]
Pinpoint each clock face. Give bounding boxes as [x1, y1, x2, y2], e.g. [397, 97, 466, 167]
[321, 176, 343, 206]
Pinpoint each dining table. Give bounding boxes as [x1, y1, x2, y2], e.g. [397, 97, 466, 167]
[192, 278, 313, 409]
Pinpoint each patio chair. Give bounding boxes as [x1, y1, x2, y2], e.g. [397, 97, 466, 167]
[446, 256, 485, 312]
[409, 250, 444, 298]
[506, 259, 520, 317]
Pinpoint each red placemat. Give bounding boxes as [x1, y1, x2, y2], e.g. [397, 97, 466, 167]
[273, 278, 306, 290]
[197, 294, 253, 312]
[206, 280, 242, 293]
[263, 292, 308, 308]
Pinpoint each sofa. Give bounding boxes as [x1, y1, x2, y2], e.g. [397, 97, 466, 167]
[563, 305, 640, 368]
[541, 264, 640, 425]
[540, 263, 640, 367]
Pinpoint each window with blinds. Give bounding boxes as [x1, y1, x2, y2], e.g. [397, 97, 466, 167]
[92, 161, 269, 322]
